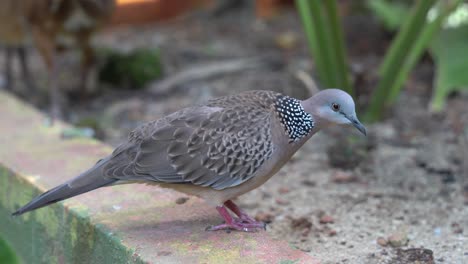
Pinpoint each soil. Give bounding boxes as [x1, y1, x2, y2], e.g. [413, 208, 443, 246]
[2, 5, 467, 264]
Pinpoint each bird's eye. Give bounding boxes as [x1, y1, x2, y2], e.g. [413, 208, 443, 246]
[331, 103, 340, 112]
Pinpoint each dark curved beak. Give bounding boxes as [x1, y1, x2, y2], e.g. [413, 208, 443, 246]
[348, 116, 367, 136]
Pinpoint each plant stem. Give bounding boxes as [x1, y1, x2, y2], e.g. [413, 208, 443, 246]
[323, 0, 353, 96]
[365, 0, 437, 122]
[296, 0, 352, 95]
[308, 0, 335, 86]
[296, 0, 327, 82]
[388, 0, 461, 103]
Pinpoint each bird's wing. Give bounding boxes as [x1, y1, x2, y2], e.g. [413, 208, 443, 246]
[103, 90, 280, 190]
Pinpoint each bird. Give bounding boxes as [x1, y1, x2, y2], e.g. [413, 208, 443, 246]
[25, 0, 116, 120]
[0, 1, 36, 91]
[0, 0, 116, 120]
[12, 89, 366, 232]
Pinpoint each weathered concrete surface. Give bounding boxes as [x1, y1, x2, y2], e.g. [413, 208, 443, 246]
[0, 92, 318, 264]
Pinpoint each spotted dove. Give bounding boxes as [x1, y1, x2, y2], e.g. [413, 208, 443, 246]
[13, 89, 366, 232]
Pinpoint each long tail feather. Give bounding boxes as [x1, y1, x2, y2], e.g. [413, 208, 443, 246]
[12, 158, 116, 216]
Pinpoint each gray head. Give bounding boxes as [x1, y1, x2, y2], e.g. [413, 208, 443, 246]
[302, 89, 366, 135]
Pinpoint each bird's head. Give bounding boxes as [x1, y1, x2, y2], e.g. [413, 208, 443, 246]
[302, 89, 366, 135]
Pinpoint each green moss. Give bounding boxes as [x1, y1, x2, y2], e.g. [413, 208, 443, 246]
[34, 206, 60, 238]
[169, 238, 258, 264]
[0, 165, 146, 264]
[0, 168, 36, 221]
[279, 260, 299, 264]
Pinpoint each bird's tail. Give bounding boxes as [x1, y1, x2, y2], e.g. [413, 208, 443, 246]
[12, 158, 116, 216]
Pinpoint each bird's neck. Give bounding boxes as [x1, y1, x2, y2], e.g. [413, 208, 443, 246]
[300, 96, 331, 131]
[274, 96, 314, 142]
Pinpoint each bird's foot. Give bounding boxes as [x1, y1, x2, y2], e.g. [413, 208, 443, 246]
[237, 213, 259, 224]
[205, 220, 265, 232]
[207, 204, 266, 232]
[234, 217, 267, 229]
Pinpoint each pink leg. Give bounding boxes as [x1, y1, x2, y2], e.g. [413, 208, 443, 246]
[224, 200, 262, 224]
[206, 205, 266, 232]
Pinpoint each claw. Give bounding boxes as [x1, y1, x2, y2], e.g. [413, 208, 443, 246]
[205, 222, 259, 232]
[207, 204, 266, 232]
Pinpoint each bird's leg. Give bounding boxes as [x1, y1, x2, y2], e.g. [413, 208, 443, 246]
[206, 205, 264, 232]
[17, 46, 36, 92]
[224, 200, 265, 228]
[4, 46, 14, 90]
[48, 54, 65, 122]
[32, 27, 65, 122]
[77, 31, 94, 100]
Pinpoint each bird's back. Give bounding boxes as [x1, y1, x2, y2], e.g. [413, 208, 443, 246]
[103, 90, 284, 190]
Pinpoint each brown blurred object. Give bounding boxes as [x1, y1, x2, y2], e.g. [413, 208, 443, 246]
[111, 0, 294, 25]
[0, 0, 116, 121]
[25, 0, 116, 120]
[256, 0, 293, 18]
[111, 0, 213, 25]
[0, 1, 35, 92]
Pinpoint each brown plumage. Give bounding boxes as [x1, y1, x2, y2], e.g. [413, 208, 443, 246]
[105, 90, 279, 190]
[0, 0, 116, 119]
[13, 89, 366, 232]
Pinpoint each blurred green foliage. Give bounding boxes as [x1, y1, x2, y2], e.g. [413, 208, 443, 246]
[429, 5, 468, 111]
[365, 0, 438, 121]
[367, 0, 410, 31]
[0, 236, 19, 264]
[296, 0, 352, 96]
[367, 0, 467, 114]
[98, 48, 163, 89]
[297, 0, 466, 121]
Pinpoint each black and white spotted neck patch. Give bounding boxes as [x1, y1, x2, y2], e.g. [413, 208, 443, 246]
[274, 96, 314, 142]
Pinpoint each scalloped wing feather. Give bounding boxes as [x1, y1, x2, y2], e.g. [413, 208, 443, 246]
[103, 90, 280, 190]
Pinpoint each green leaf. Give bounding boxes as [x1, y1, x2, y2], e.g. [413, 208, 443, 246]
[367, 0, 410, 31]
[430, 24, 468, 111]
[0, 237, 19, 264]
[364, 0, 437, 122]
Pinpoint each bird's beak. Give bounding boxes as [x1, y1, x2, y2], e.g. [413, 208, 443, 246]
[348, 116, 367, 136]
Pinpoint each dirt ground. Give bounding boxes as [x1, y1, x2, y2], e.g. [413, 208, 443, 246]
[2, 5, 468, 264]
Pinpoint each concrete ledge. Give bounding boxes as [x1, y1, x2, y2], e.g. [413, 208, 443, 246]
[0, 91, 318, 264]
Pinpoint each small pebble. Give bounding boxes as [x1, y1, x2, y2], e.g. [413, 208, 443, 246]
[319, 215, 334, 224]
[377, 237, 388, 247]
[301, 179, 316, 187]
[157, 251, 172, 256]
[175, 197, 189, 205]
[255, 212, 274, 223]
[388, 232, 409, 247]
[331, 170, 358, 183]
[278, 187, 290, 194]
[301, 228, 311, 236]
[326, 229, 337, 236]
[290, 217, 313, 230]
[451, 222, 463, 234]
[275, 198, 290, 205]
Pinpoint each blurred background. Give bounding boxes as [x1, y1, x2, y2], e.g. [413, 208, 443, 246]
[1, 0, 467, 263]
